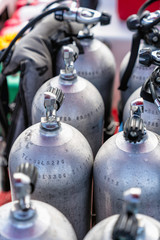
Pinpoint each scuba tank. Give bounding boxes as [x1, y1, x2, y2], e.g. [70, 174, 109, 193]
[84, 188, 160, 240]
[119, 8, 160, 120]
[94, 99, 160, 223]
[0, 163, 77, 240]
[54, 5, 116, 139]
[123, 48, 160, 134]
[32, 45, 104, 157]
[9, 88, 93, 240]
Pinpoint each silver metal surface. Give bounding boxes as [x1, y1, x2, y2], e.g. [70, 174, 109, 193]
[94, 130, 160, 222]
[120, 42, 156, 110]
[83, 214, 160, 240]
[9, 122, 93, 240]
[32, 74, 104, 157]
[141, 10, 160, 27]
[55, 6, 102, 25]
[0, 200, 77, 240]
[56, 38, 115, 126]
[123, 87, 160, 135]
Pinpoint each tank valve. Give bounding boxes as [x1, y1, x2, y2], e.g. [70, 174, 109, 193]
[124, 98, 146, 143]
[60, 45, 78, 80]
[11, 163, 38, 221]
[112, 188, 144, 240]
[55, 6, 111, 26]
[139, 48, 160, 67]
[41, 87, 64, 131]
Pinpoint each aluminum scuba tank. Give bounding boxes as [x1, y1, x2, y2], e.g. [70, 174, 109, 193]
[123, 50, 160, 134]
[0, 163, 77, 240]
[119, 10, 160, 119]
[32, 45, 104, 157]
[94, 99, 160, 223]
[54, 6, 116, 139]
[84, 188, 160, 240]
[9, 88, 93, 240]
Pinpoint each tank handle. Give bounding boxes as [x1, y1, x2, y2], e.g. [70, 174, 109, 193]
[112, 188, 141, 240]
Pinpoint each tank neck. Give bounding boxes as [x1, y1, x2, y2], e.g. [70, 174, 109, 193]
[41, 114, 61, 131]
[78, 25, 94, 39]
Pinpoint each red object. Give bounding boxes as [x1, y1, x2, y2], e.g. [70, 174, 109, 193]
[16, 0, 39, 9]
[4, 18, 22, 27]
[0, 191, 11, 206]
[117, 0, 160, 20]
[112, 108, 119, 134]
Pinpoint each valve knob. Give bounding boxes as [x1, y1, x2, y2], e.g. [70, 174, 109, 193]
[100, 12, 111, 25]
[127, 14, 140, 31]
[17, 163, 38, 194]
[50, 87, 64, 111]
[124, 116, 145, 143]
[139, 48, 152, 66]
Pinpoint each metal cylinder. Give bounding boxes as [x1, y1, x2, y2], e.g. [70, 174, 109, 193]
[0, 163, 77, 240]
[85, 188, 160, 240]
[9, 121, 93, 240]
[32, 70, 104, 157]
[0, 200, 78, 240]
[84, 212, 160, 240]
[56, 38, 116, 128]
[94, 110, 160, 222]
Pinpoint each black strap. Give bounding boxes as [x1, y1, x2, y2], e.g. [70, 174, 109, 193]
[3, 93, 23, 161]
[118, 33, 141, 91]
[140, 78, 154, 103]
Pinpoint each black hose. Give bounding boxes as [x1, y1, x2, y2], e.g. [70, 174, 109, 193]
[138, 0, 159, 17]
[0, 6, 69, 63]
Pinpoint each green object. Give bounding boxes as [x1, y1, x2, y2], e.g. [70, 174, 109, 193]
[0, 65, 20, 135]
[7, 73, 20, 103]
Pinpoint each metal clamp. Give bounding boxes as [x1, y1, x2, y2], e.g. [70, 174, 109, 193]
[140, 10, 160, 30]
[55, 6, 111, 26]
[139, 48, 160, 67]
